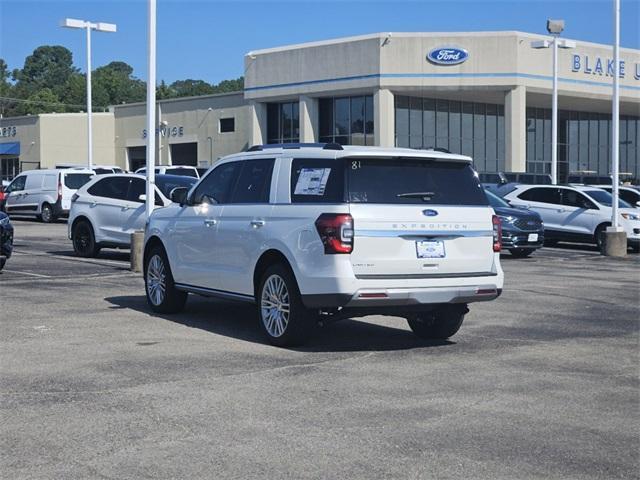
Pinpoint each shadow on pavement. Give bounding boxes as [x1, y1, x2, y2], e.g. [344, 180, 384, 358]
[48, 249, 131, 262]
[105, 294, 453, 353]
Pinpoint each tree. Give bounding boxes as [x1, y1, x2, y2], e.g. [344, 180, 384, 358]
[156, 80, 175, 100]
[213, 77, 243, 93]
[169, 79, 215, 97]
[14, 46, 77, 99]
[21, 88, 64, 115]
[0, 59, 11, 96]
[92, 61, 145, 108]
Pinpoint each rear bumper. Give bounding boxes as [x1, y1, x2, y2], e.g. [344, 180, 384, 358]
[302, 283, 502, 309]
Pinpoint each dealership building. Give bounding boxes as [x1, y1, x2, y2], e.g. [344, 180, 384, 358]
[1, 31, 639, 183]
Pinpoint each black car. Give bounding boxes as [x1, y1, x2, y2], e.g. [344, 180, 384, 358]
[486, 189, 544, 258]
[0, 211, 14, 271]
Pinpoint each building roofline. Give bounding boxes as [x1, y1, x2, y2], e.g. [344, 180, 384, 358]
[0, 112, 113, 122]
[110, 90, 244, 110]
[246, 30, 640, 57]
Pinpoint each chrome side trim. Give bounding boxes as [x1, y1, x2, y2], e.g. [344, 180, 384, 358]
[174, 283, 255, 303]
[355, 272, 497, 280]
[355, 229, 493, 238]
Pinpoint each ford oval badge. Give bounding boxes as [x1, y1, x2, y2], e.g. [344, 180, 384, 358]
[422, 209, 438, 217]
[427, 47, 469, 66]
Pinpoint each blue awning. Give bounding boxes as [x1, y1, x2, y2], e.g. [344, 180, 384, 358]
[0, 142, 20, 155]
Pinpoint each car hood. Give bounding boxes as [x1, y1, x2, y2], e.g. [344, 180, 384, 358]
[493, 205, 542, 220]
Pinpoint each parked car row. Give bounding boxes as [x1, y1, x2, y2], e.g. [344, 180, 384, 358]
[503, 184, 640, 252]
[1, 164, 202, 222]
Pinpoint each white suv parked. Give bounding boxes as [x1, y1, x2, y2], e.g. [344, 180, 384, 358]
[504, 184, 640, 251]
[143, 144, 504, 346]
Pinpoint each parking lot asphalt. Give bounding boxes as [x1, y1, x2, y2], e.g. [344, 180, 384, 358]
[1, 218, 639, 480]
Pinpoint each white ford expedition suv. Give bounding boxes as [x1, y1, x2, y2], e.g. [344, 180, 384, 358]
[143, 144, 504, 346]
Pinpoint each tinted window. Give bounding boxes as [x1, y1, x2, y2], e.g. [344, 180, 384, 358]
[619, 189, 640, 205]
[485, 189, 510, 208]
[291, 158, 345, 203]
[7, 175, 26, 192]
[230, 159, 274, 204]
[518, 187, 561, 204]
[87, 177, 131, 200]
[192, 162, 241, 204]
[584, 189, 632, 208]
[168, 167, 198, 178]
[155, 175, 197, 199]
[94, 168, 113, 175]
[561, 189, 596, 209]
[347, 158, 488, 206]
[128, 177, 162, 205]
[219, 118, 235, 133]
[64, 173, 93, 189]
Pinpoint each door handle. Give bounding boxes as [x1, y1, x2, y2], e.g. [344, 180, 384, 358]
[91, 201, 98, 207]
[250, 220, 265, 228]
[204, 219, 217, 227]
[122, 206, 130, 211]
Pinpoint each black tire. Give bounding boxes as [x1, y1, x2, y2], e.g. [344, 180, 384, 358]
[0, 257, 5, 271]
[509, 248, 535, 258]
[407, 305, 467, 340]
[144, 246, 187, 314]
[256, 263, 314, 347]
[72, 220, 100, 258]
[40, 203, 55, 223]
[595, 224, 609, 251]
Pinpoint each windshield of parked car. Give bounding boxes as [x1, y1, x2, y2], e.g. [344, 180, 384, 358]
[155, 175, 198, 199]
[485, 189, 510, 208]
[168, 167, 198, 178]
[584, 189, 632, 208]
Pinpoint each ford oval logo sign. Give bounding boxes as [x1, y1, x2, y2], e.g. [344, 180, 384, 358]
[422, 209, 438, 217]
[427, 47, 469, 66]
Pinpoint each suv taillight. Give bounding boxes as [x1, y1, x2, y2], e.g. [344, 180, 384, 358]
[492, 214, 502, 252]
[57, 179, 62, 202]
[315, 213, 354, 254]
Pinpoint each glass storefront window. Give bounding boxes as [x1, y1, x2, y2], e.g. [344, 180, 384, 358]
[526, 107, 639, 182]
[394, 95, 505, 173]
[319, 95, 375, 146]
[266, 101, 300, 144]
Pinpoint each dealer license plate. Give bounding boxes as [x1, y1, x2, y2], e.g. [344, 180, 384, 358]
[416, 240, 445, 258]
[528, 233, 539, 242]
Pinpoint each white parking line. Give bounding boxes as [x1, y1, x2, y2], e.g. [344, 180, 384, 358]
[2, 269, 51, 278]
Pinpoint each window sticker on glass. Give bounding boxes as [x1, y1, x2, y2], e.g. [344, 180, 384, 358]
[294, 168, 331, 196]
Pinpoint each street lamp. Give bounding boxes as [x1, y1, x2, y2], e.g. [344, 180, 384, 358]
[531, 20, 576, 185]
[61, 18, 117, 170]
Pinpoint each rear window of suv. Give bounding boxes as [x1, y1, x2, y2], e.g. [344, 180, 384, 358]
[290, 157, 487, 206]
[64, 173, 93, 189]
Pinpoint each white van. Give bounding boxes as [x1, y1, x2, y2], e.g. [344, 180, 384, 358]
[4, 169, 94, 222]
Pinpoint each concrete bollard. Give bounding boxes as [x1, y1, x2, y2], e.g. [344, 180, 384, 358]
[603, 229, 627, 257]
[130, 230, 145, 273]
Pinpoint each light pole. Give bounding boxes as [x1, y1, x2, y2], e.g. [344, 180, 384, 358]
[61, 18, 116, 171]
[146, 0, 157, 220]
[604, 0, 627, 256]
[531, 20, 575, 185]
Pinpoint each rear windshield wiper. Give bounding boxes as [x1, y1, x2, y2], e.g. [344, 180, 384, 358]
[396, 192, 436, 201]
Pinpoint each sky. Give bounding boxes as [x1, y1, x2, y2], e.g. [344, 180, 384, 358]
[1, 0, 639, 85]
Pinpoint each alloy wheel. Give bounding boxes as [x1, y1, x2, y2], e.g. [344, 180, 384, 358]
[260, 274, 290, 338]
[147, 254, 167, 306]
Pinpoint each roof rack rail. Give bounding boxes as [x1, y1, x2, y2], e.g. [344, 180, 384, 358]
[246, 142, 344, 152]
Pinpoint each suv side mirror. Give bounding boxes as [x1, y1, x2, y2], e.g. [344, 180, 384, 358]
[170, 187, 189, 205]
